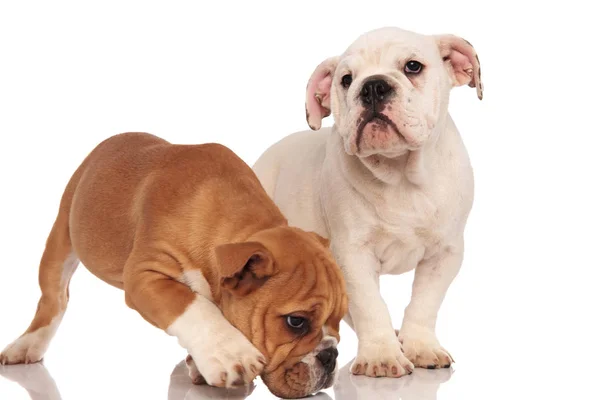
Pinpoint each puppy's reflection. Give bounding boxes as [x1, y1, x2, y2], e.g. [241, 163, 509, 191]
[0, 363, 62, 400]
[0, 359, 335, 400]
[334, 360, 452, 400]
[168, 360, 256, 400]
[168, 361, 334, 400]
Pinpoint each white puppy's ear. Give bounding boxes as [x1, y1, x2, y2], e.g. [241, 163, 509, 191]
[305, 56, 340, 130]
[435, 35, 483, 100]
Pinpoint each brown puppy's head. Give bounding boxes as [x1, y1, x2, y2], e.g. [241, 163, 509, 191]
[215, 226, 347, 398]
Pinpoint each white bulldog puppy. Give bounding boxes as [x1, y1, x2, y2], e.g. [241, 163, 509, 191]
[253, 27, 482, 377]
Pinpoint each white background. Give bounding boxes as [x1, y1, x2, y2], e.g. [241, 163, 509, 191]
[1, 1, 598, 399]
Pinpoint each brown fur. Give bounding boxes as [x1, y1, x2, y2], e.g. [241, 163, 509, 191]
[1, 132, 347, 398]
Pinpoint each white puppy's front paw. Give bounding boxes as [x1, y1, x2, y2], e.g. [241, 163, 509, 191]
[189, 337, 266, 388]
[397, 325, 453, 369]
[350, 338, 414, 378]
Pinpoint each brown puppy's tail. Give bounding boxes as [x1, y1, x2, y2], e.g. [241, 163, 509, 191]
[0, 160, 87, 365]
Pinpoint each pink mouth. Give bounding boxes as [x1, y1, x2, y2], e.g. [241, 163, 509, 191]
[355, 112, 404, 152]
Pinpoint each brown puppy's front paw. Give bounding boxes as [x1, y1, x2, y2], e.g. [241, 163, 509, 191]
[188, 339, 267, 388]
[397, 325, 454, 369]
[350, 339, 414, 378]
[185, 354, 206, 385]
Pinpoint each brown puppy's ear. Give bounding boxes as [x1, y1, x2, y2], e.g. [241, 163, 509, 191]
[215, 242, 275, 296]
[435, 35, 483, 100]
[309, 232, 330, 248]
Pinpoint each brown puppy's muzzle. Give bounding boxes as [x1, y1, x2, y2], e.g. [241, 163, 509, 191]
[316, 347, 338, 374]
[261, 347, 339, 399]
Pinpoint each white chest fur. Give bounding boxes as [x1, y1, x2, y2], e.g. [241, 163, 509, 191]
[368, 181, 458, 275]
[322, 126, 473, 276]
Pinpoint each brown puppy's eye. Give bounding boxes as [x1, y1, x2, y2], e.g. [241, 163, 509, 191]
[341, 74, 353, 88]
[404, 60, 423, 74]
[286, 315, 309, 334]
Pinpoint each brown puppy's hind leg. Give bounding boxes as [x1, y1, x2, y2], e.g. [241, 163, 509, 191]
[0, 170, 82, 365]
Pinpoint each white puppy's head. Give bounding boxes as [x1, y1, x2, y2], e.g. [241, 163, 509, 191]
[305, 27, 483, 157]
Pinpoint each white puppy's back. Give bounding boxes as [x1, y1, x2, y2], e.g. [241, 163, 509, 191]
[253, 129, 330, 236]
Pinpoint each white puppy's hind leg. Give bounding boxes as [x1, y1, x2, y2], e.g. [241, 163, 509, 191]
[398, 241, 463, 369]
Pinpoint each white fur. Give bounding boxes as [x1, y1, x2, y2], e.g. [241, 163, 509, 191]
[179, 269, 213, 300]
[300, 328, 338, 367]
[166, 295, 266, 388]
[1, 252, 79, 365]
[0, 314, 64, 365]
[60, 252, 80, 287]
[253, 27, 478, 374]
[300, 328, 340, 391]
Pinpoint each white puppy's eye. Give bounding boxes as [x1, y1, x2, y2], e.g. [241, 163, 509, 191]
[341, 74, 353, 88]
[286, 315, 308, 332]
[404, 60, 423, 74]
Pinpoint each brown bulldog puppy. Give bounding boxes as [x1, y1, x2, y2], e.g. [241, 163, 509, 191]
[0, 132, 348, 398]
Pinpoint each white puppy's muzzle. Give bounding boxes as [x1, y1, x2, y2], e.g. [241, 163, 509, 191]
[347, 75, 411, 156]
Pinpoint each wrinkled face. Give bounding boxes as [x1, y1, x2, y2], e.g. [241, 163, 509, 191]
[216, 227, 347, 398]
[333, 30, 449, 157]
[305, 27, 483, 158]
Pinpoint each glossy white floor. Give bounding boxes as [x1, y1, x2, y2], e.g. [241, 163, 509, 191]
[1, 260, 598, 400]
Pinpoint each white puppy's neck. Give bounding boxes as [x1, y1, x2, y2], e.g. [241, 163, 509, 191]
[332, 118, 448, 187]
[362, 149, 427, 186]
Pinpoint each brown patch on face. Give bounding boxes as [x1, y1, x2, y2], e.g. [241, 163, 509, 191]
[272, 362, 312, 398]
[219, 226, 347, 398]
[285, 363, 311, 387]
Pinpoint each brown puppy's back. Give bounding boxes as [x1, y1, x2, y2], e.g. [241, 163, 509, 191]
[66, 132, 285, 289]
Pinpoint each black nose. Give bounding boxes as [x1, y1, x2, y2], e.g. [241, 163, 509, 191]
[316, 347, 338, 374]
[360, 78, 393, 106]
